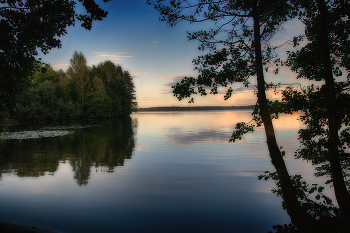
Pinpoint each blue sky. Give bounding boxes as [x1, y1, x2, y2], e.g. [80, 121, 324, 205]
[39, 0, 322, 108]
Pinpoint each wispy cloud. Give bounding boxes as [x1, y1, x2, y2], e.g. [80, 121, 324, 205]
[141, 97, 158, 100]
[92, 51, 133, 60]
[162, 74, 193, 87]
[86, 51, 134, 67]
[160, 87, 173, 95]
[131, 69, 149, 78]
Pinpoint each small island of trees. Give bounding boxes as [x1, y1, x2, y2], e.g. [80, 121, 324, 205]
[1, 51, 137, 123]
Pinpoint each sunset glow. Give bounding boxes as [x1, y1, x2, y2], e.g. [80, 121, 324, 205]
[40, 0, 323, 108]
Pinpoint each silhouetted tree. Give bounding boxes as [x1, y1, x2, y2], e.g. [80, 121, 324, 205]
[148, 0, 349, 231]
[0, 0, 111, 115]
[275, 0, 350, 228]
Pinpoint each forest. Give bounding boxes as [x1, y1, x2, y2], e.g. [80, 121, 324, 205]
[0, 51, 137, 123]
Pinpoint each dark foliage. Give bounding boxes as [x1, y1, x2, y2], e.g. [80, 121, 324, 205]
[0, 0, 111, 112]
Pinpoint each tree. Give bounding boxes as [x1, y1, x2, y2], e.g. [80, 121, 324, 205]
[32, 63, 60, 86]
[279, 0, 350, 225]
[0, 0, 111, 112]
[147, 0, 341, 231]
[14, 63, 65, 122]
[1, 53, 136, 122]
[94, 61, 137, 116]
[67, 51, 90, 117]
[85, 76, 112, 118]
[92, 61, 122, 116]
[119, 70, 138, 115]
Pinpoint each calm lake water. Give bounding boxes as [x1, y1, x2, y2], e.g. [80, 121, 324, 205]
[0, 110, 330, 233]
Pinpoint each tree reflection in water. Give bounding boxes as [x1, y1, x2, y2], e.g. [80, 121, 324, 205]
[0, 117, 137, 186]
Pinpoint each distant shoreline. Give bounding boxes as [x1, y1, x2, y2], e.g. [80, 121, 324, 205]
[137, 105, 255, 112]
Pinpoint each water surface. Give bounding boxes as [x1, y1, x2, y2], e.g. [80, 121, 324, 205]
[0, 111, 323, 232]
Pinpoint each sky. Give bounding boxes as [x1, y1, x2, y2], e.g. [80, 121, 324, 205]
[39, 0, 323, 108]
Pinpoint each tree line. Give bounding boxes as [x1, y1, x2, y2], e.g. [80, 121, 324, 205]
[1, 51, 137, 123]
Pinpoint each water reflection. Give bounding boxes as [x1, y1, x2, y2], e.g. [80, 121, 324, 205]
[0, 111, 320, 233]
[0, 117, 137, 186]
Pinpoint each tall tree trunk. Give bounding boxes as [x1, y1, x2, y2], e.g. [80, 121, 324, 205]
[316, 0, 350, 218]
[251, 1, 315, 231]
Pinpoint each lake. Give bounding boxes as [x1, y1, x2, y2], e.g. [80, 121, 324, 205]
[0, 110, 330, 233]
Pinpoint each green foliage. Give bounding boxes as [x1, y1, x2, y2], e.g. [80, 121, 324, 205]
[4, 52, 137, 123]
[31, 62, 60, 86]
[94, 61, 137, 116]
[85, 76, 112, 118]
[0, 0, 111, 112]
[67, 51, 90, 116]
[229, 122, 255, 142]
[15, 79, 65, 122]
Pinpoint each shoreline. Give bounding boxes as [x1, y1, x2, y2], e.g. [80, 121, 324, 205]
[137, 105, 255, 112]
[0, 222, 57, 233]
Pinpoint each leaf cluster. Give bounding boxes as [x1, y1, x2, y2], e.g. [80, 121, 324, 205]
[259, 171, 337, 219]
[280, 83, 350, 188]
[285, 0, 350, 81]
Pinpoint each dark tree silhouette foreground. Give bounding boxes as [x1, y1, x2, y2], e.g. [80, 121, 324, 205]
[148, 0, 350, 232]
[282, 0, 350, 225]
[147, 0, 313, 231]
[0, 0, 111, 112]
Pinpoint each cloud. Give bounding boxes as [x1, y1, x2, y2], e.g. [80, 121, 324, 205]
[49, 52, 134, 71]
[131, 69, 149, 78]
[160, 87, 173, 95]
[141, 97, 158, 100]
[88, 52, 133, 66]
[50, 63, 70, 71]
[92, 51, 133, 59]
[158, 75, 256, 100]
[162, 74, 193, 87]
